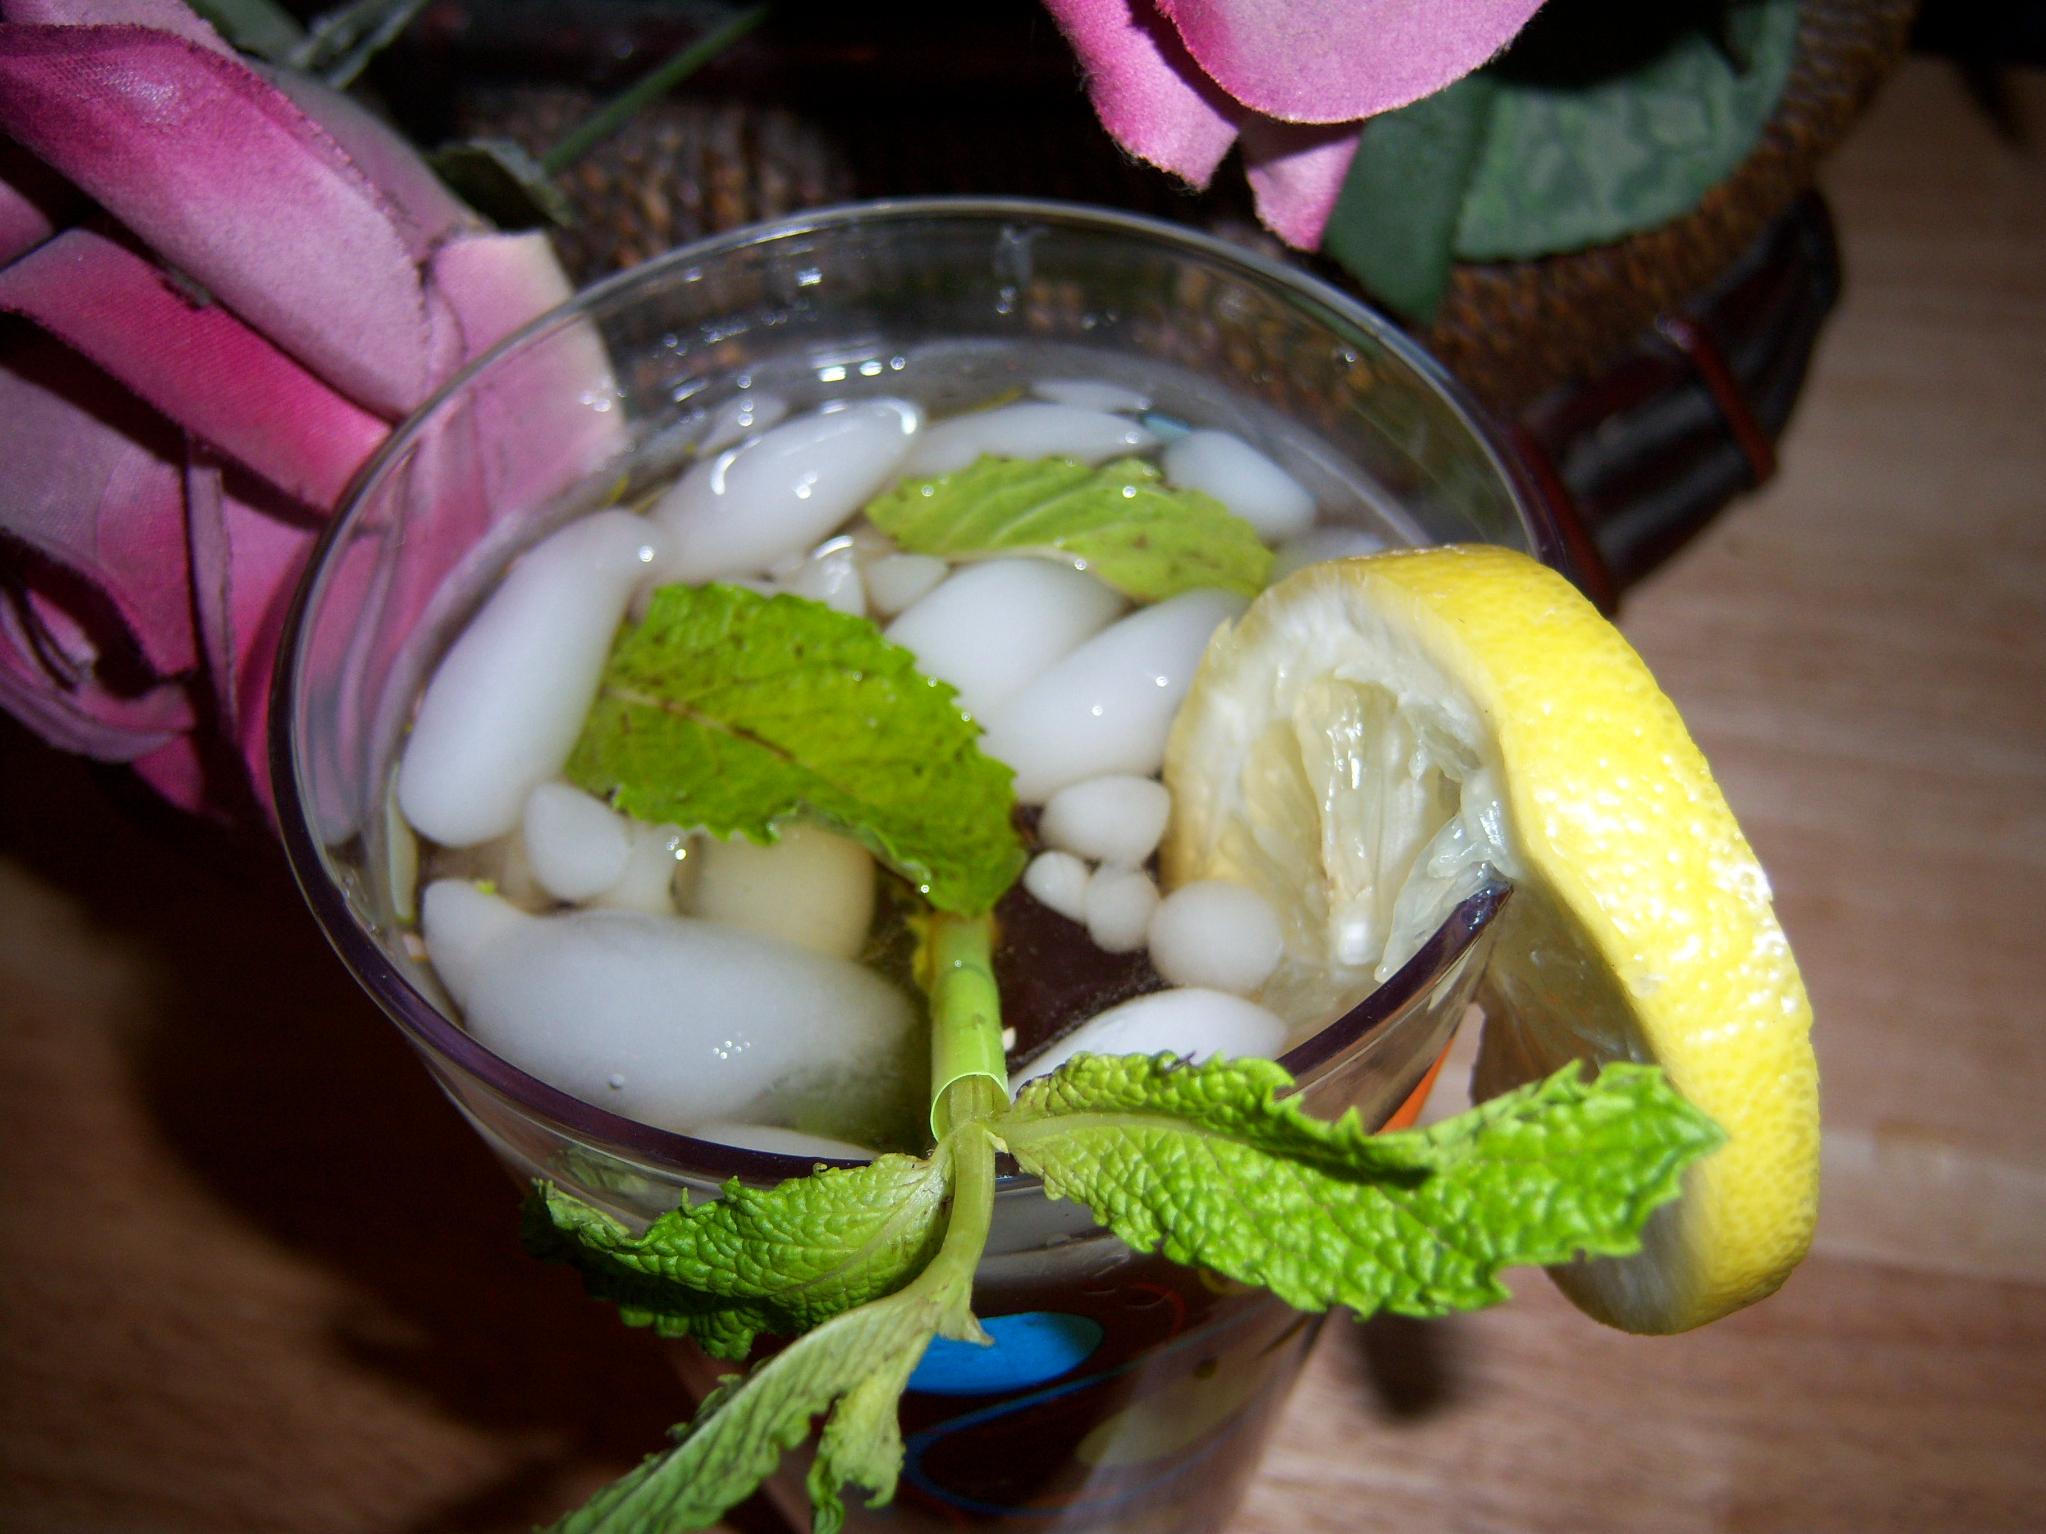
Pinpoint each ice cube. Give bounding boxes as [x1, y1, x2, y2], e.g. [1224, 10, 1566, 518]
[1012, 988, 1289, 1090]
[863, 553, 950, 617]
[778, 536, 867, 617]
[904, 402, 1156, 477]
[978, 589, 1245, 802]
[1162, 430, 1315, 541]
[1021, 850, 1091, 924]
[1147, 880, 1284, 995]
[523, 781, 634, 903]
[590, 820, 693, 915]
[691, 1122, 875, 1162]
[1030, 378, 1151, 414]
[885, 558, 1123, 720]
[1083, 865, 1159, 954]
[397, 510, 667, 847]
[420, 881, 917, 1134]
[649, 399, 921, 583]
[1039, 775, 1172, 867]
[688, 823, 876, 961]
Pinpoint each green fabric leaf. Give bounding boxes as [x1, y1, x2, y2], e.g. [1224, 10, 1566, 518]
[1001, 1057, 1722, 1318]
[427, 138, 575, 231]
[288, 0, 430, 89]
[524, 1150, 954, 1362]
[1322, 75, 1498, 324]
[564, 585, 1023, 916]
[866, 456, 1273, 600]
[185, 0, 307, 61]
[545, 1127, 999, 1534]
[1454, 0, 1801, 260]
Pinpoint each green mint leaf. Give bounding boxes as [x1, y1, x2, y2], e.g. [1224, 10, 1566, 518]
[547, 1124, 1000, 1534]
[549, 1294, 950, 1534]
[866, 455, 1273, 600]
[565, 584, 1023, 915]
[1000, 1056, 1721, 1318]
[524, 1150, 954, 1361]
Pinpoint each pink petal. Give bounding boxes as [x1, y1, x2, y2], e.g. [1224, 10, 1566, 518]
[259, 64, 477, 261]
[433, 229, 576, 360]
[1159, 0, 1543, 122]
[0, 138, 77, 263]
[0, 229, 390, 507]
[0, 581, 193, 757]
[1044, 0, 1240, 187]
[2, 0, 232, 54]
[129, 729, 212, 811]
[0, 23, 435, 415]
[186, 448, 323, 819]
[0, 326, 196, 674]
[431, 230, 626, 508]
[287, 521, 392, 845]
[1237, 117, 1362, 248]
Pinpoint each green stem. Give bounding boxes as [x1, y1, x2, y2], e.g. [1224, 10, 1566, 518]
[926, 913, 1008, 1141]
[541, 5, 771, 176]
[916, 1111, 998, 1300]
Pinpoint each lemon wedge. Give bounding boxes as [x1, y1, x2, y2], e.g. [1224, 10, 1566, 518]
[1161, 545, 1818, 1334]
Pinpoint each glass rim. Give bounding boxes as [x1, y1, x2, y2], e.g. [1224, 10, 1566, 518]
[271, 196, 1548, 1189]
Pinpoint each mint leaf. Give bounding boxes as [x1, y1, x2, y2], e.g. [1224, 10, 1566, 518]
[1000, 1057, 1721, 1318]
[549, 1290, 960, 1534]
[547, 1123, 1000, 1534]
[525, 1150, 955, 1361]
[565, 584, 1023, 915]
[866, 456, 1273, 600]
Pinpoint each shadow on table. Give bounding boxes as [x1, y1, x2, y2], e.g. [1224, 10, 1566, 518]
[0, 726, 786, 1534]
[1342, 1313, 1470, 1421]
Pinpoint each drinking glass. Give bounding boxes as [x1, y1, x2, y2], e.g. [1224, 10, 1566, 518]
[274, 199, 1560, 1534]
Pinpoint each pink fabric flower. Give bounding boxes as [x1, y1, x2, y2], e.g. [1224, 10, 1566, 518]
[1045, 0, 1544, 247]
[0, 0, 608, 819]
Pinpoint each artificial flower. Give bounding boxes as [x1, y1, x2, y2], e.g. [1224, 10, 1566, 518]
[1044, 0, 1545, 247]
[0, 0, 606, 818]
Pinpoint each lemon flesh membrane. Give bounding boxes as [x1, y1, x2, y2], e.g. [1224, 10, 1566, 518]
[1162, 546, 1819, 1335]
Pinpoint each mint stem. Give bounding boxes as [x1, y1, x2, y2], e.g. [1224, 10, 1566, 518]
[541, 5, 771, 176]
[926, 913, 1008, 1140]
[923, 1111, 998, 1295]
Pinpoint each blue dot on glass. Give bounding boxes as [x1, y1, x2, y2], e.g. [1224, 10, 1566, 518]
[907, 1311, 1105, 1397]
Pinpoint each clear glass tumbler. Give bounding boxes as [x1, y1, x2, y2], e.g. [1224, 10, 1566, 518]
[273, 200, 1559, 1534]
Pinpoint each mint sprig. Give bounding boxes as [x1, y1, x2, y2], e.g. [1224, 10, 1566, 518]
[866, 455, 1273, 600]
[1002, 1054, 1722, 1317]
[549, 1106, 1001, 1534]
[522, 1150, 955, 1361]
[537, 1054, 1719, 1533]
[528, 584, 1724, 1534]
[564, 584, 1023, 914]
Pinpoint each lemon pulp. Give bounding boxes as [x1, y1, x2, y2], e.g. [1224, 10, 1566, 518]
[1162, 546, 1819, 1334]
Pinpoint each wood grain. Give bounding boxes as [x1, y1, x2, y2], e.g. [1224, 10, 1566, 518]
[4, 57, 2043, 1534]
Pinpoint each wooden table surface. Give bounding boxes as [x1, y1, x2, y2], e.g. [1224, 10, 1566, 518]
[4, 58, 2043, 1534]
